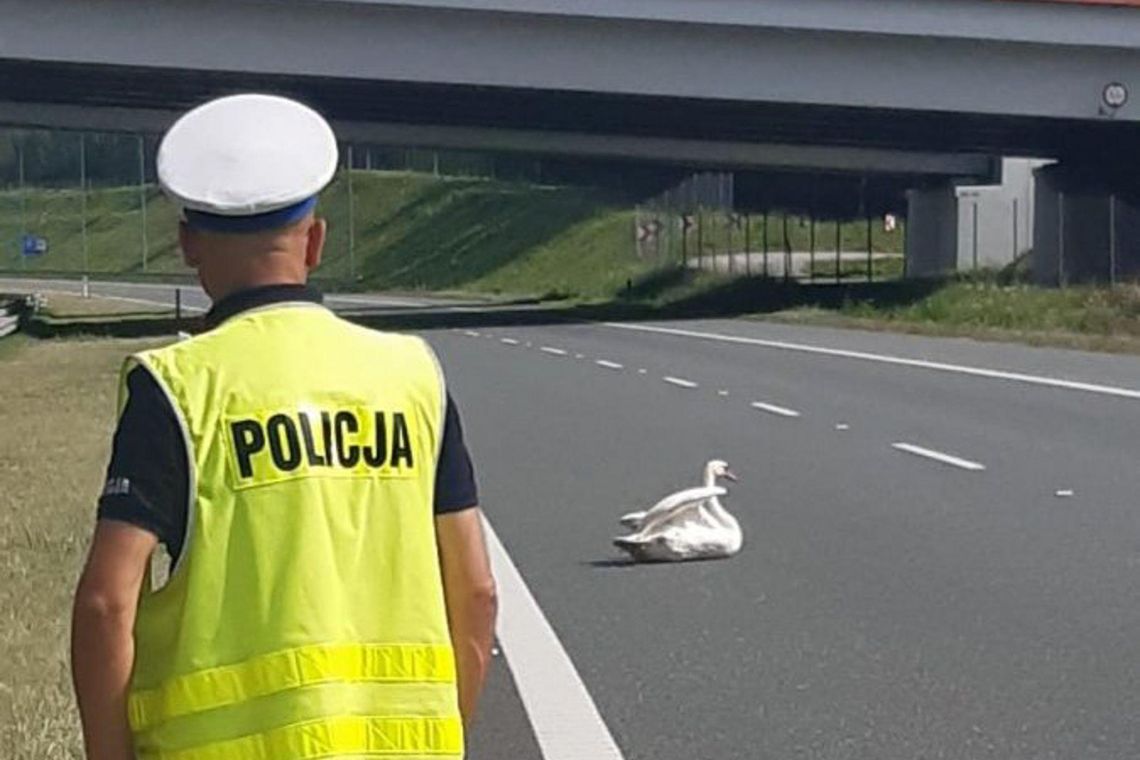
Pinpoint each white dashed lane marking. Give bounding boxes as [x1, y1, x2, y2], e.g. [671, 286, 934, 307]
[891, 442, 986, 472]
[541, 346, 569, 356]
[463, 331, 481, 337]
[663, 376, 699, 389]
[501, 338, 520, 346]
[595, 360, 624, 370]
[750, 401, 801, 418]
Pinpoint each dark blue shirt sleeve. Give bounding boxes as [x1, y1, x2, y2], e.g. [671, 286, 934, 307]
[434, 393, 479, 514]
[97, 367, 189, 558]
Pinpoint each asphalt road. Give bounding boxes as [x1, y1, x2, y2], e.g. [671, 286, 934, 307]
[431, 319, 1140, 760]
[6, 277, 1140, 759]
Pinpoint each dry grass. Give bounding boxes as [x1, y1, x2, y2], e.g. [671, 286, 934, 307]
[39, 294, 173, 320]
[0, 335, 165, 758]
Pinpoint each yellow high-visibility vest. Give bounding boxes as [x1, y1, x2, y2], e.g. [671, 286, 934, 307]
[122, 302, 462, 760]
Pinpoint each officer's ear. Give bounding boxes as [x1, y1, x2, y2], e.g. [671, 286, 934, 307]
[304, 217, 327, 272]
[179, 221, 200, 269]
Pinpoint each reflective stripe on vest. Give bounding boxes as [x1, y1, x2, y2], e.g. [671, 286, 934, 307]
[144, 715, 464, 760]
[129, 643, 457, 732]
[125, 304, 459, 758]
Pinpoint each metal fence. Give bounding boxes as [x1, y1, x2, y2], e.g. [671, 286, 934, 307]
[633, 172, 906, 283]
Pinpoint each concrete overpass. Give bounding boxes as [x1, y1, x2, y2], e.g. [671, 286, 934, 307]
[1, 0, 1138, 277]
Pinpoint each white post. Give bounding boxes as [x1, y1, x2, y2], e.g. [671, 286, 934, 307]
[82, 274, 89, 298]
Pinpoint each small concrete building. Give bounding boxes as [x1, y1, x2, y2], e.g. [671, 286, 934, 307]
[907, 158, 1049, 277]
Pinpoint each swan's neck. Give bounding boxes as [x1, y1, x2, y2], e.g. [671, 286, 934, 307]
[705, 493, 738, 531]
[703, 467, 718, 489]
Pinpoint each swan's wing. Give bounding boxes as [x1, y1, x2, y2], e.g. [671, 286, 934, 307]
[637, 485, 727, 526]
[618, 510, 647, 529]
[639, 486, 727, 535]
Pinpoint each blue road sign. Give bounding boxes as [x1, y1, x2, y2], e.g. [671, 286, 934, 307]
[21, 235, 47, 256]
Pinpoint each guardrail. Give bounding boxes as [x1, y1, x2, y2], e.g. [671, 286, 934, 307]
[0, 293, 41, 340]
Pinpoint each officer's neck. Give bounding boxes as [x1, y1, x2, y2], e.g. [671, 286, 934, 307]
[200, 252, 309, 305]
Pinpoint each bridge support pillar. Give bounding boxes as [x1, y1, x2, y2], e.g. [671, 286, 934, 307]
[905, 184, 959, 277]
[1032, 165, 1140, 285]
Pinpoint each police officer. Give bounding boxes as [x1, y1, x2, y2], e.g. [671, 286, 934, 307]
[70, 94, 497, 760]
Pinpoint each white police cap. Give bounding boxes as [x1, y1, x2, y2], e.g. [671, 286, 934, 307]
[158, 93, 338, 233]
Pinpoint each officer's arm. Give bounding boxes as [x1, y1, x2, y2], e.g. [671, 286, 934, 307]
[72, 520, 157, 760]
[436, 509, 498, 727]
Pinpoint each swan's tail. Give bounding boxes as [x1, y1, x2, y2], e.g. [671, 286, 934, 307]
[618, 510, 646, 530]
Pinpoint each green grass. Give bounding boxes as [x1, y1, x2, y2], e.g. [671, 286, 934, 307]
[838, 279, 1140, 335]
[39, 293, 172, 319]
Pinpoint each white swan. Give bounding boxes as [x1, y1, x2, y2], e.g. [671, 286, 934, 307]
[613, 461, 743, 562]
[619, 459, 737, 531]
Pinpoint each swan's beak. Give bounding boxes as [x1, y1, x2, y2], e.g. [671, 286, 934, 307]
[723, 470, 739, 482]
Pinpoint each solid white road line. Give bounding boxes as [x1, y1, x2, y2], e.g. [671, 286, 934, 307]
[28, 287, 208, 314]
[483, 517, 626, 760]
[595, 360, 624, 370]
[501, 338, 521, 346]
[323, 293, 433, 308]
[891, 442, 986, 471]
[663, 376, 699, 389]
[604, 322, 1140, 401]
[750, 401, 801, 418]
[541, 346, 569, 356]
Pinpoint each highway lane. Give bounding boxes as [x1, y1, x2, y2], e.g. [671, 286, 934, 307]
[426, 319, 1140, 760]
